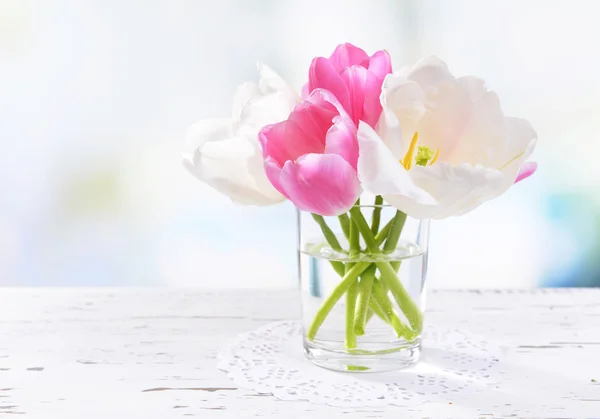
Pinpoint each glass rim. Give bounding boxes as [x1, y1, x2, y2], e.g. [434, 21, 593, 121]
[352, 203, 393, 209]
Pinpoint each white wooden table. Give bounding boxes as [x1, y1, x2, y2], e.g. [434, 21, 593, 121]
[1, 289, 599, 418]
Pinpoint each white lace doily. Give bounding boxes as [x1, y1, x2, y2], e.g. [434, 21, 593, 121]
[218, 321, 503, 408]
[218, 320, 600, 414]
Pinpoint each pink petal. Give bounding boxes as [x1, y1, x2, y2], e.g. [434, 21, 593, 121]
[328, 43, 370, 72]
[515, 161, 537, 183]
[367, 50, 392, 81]
[324, 115, 358, 169]
[308, 57, 351, 116]
[259, 90, 350, 168]
[301, 83, 310, 99]
[258, 120, 323, 166]
[288, 98, 337, 150]
[263, 156, 289, 198]
[340, 65, 382, 128]
[340, 65, 367, 125]
[304, 88, 350, 119]
[278, 153, 361, 216]
[361, 70, 385, 128]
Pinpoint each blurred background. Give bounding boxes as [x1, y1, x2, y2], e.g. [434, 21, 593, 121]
[1, 0, 598, 288]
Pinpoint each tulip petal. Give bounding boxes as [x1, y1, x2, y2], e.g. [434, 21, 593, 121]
[239, 91, 297, 131]
[500, 117, 537, 180]
[380, 74, 426, 155]
[308, 57, 351, 116]
[304, 88, 349, 119]
[357, 122, 437, 207]
[377, 109, 405, 160]
[183, 136, 284, 205]
[406, 56, 455, 93]
[278, 153, 361, 216]
[234, 63, 299, 130]
[328, 43, 370, 72]
[338, 65, 383, 128]
[257, 63, 299, 101]
[262, 156, 288, 198]
[445, 78, 505, 166]
[185, 118, 232, 150]
[405, 163, 506, 219]
[324, 115, 358, 168]
[415, 78, 474, 161]
[343, 65, 383, 128]
[301, 83, 310, 99]
[184, 64, 296, 207]
[340, 65, 367, 124]
[367, 50, 392, 81]
[514, 161, 537, 183]
[231, 82, 260, 125]
[289, 95, 338, 149]
[259, 117, 326, 167]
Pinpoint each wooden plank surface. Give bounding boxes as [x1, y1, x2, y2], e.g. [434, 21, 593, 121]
[0, 289, 599, 418]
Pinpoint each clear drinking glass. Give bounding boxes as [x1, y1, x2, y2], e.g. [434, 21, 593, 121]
[298, 203, 429, 372]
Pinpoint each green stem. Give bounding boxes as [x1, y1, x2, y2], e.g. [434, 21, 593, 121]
[376, 261, 423, 333]
[328, 261, 345, 277]
[368, 299, 388, 323]
[338, 214, 350, 241]
[384, 210, 407, 271]
[383, 211, 407, 254]
[365, 307, 375, 324]
[371, 279, 414, 339]
[348, 215, 360, 258]
[348, 207, 379, 251]
[345, 281, 358, 348]
[346, 209, 360, 275]
[309, 213, 346, 277]
[371, 196, 383, 234]
[348, 208, 423, 333]
[354, 265, 376, 336]
[311, 214, 343, 253]
[306, 262, 371, 341]
[374, 220, 392, 246]
[344, 202, 361, 348]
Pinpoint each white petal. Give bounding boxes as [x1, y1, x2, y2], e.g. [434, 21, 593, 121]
[185, 118, 232, 150]
[504, 117, 537, 160]
[183, 64, 297, 207]
[357, 122, 437, 209]
[245, 141, 287, 203]
[377, 109, 404, 160]
[257, 63, 300, 102]
[231, 82, 260, 125]
[498, 117, 537, 181]
[183, 136, 284, 206]
[406, 163, 507, 219]
[239, 92, 296, 130]
[406, 56, 455, 93]
[415, 78, 476, 161]
[379, 74, 425, 158]
[381, 74, 425, 129]
[444, 78, 505, 166]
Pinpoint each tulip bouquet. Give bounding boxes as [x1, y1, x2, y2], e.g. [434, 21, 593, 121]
[184, 43, 537, 371]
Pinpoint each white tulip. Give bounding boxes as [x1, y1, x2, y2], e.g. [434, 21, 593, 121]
[358, 57, 537, 219]
[182, 64, 298, 205]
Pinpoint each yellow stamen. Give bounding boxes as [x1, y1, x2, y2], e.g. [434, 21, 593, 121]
[402, 132, 420, 170]
[429, 148, 441, 166]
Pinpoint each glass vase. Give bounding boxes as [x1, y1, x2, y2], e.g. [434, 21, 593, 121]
[298, 202, 429, 372]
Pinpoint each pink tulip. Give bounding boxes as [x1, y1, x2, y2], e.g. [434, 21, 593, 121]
[308, 43, 392, 128]
[515, 161, 538, 183]
[258, 89, 361, 216]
